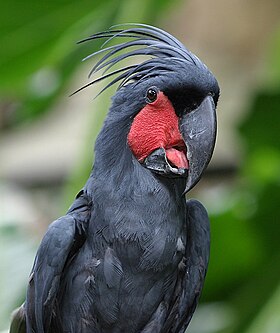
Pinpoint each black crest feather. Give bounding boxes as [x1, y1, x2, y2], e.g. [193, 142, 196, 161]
[72, 24, 207, 96]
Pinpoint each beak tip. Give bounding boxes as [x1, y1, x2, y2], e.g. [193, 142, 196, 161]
[183, 175, 200, 195]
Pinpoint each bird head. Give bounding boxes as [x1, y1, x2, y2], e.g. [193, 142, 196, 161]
[76, 24, 219, 193]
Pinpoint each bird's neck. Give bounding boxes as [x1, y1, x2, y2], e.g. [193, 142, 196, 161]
[86, 124, 184, 199]
[84, 107, 187, 247]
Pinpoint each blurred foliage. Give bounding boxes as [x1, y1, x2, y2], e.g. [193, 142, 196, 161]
[0, 225, 36, 331]
[1, 1, 280, 333]
[0, 0, 175, 126]
[201, 35, 280, 332]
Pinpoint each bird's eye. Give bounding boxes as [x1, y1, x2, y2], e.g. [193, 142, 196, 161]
[146, 87, 158, 103]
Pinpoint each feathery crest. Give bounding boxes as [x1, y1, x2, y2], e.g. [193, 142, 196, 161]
[72, 24, 206, 96]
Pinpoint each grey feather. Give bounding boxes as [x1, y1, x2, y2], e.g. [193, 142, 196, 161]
[162, 199, 210, 333]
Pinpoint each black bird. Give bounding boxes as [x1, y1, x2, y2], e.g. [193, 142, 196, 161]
[10, 24, 219, 333]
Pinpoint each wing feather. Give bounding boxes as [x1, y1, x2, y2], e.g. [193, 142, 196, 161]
[9, 305, 26, 333]
[10, 191, 91, 333]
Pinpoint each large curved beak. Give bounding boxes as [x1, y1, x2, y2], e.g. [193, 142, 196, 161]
[180, 95, 217, 194]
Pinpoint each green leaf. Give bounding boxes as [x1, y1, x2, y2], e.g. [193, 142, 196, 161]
[244, 281, 280, 333]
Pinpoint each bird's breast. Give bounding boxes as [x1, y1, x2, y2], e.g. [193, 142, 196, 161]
[77, 180, 187, 331]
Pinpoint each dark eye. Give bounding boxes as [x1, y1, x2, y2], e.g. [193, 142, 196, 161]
[146, 87, 158, 103]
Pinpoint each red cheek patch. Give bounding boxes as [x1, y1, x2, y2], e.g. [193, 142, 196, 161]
[128, 91, 188, 169]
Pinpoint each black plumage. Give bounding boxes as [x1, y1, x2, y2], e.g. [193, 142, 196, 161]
[10, 24, 219, 333]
